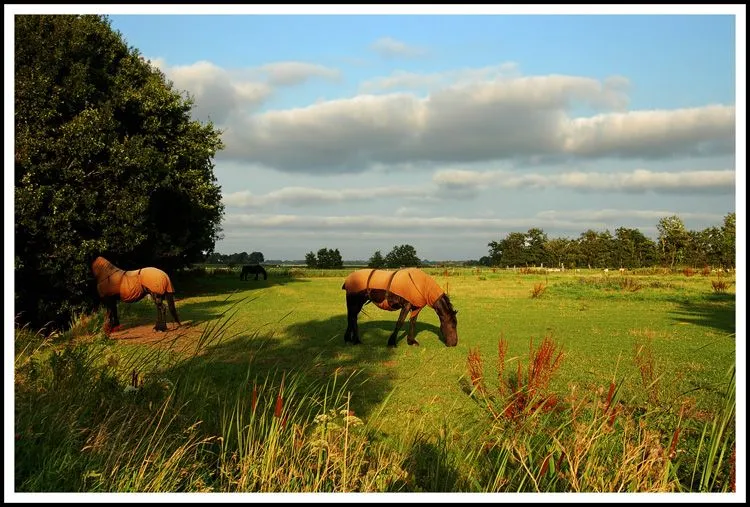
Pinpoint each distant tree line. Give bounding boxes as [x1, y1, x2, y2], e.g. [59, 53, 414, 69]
[473, 213, 735, 269]
[213, 213, 735, 273]
[204, 251, 265, 265]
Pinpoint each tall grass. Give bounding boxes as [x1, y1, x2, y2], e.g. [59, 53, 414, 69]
[14, 308, 736, 493]
[460, 334, 736, 492]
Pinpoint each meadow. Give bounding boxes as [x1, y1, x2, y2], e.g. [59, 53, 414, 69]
[14, 266, 737, 493]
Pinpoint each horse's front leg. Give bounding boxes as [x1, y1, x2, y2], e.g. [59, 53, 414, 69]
[388, 303, 412, 348]
[153, 294, 168, 332]
[407, 307, 423, 346]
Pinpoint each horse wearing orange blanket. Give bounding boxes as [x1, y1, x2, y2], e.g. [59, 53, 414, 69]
[91, 256, 181, 332]
[342, 268, 458, 347]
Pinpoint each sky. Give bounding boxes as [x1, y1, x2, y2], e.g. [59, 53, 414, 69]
[8, 4, 746, 262]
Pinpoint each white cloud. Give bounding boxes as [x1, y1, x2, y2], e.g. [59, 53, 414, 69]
[222, 185, 433, 208]
[219, 74, 733, 172]
[534, 209, 725, 222]
[563, 105, 736, 158]
[359, 63, 521, 93]
[146, 57, 341, 123]
[223, 209, 725, 235]
[370, 36, 428, 58]
[433, 168, 735, 194]
[156, 60, 272, 123]
[222, 167, 733, 212]
[258, 61, 342, 86]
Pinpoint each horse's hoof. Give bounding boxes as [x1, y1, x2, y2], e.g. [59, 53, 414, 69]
[408, 340, 420, 346]
[387, 341, 397, 348]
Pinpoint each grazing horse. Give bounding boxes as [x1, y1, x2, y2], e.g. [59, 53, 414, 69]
[342, 268, 458, 348]
[240, 264, 268, 281]
[91, 256, 181, 332]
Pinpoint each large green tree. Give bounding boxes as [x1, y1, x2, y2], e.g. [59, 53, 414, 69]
[719, 212, 736, 269]
[316, 248, 344, 269]
[15, 15, 225, 329]
[488, 232, 526, 267]
[656, 216, 689, 269]
[384, 244, 421, 268]
[367, 250, 385, 269]
[613, 227, 657, 268]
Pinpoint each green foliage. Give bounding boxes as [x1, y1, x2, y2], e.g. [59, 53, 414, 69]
[14, 15, 225, 329]
[489, 231, 526, 267]
[367, 250, 386, 269]
[719, 213, 736, 269]
[304, 248, 344, 269]
[248, 251, 265, 265]
[486, 214, 733, 271]
[614, 227, 658, 268]
[384, 244, 421, 268]
[316, 248, 344, 269]
[657, 215, 689, 269]
[304, 251, 318, 268]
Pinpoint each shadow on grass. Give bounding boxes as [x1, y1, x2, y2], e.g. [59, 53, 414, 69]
[284, 312, 447, 349]
[399, 436, 463, 492]
[171, 271, 308, 299]
[669, 294, 736, 336]
[146, 312, 406, 424]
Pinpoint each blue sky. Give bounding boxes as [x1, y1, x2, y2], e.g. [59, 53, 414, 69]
[8, 5, 745, 262]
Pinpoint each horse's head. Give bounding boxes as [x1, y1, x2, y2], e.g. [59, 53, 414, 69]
[435, 293, 458, 347]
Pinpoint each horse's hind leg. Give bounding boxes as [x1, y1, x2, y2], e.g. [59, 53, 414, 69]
[153, 294, 167, 332]
[104, 297, 119, 330]
[166, 293, 181, 326]
[344, 293, 366, 344]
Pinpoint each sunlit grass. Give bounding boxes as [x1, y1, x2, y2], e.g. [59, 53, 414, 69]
[14, 267, 736, 492]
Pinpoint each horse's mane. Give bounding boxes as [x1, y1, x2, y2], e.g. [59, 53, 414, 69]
[442, 293, 456, 313]
[92, 256, 123, 279]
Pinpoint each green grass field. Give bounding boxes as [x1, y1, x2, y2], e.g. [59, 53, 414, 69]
[14, 266, 737, 492]
[112, 267, 736, 436]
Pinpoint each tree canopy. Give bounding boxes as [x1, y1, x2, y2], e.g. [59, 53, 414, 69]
[15, 15, 225, 329]
[486, 214, 734, 270]
[384, 245, 421, 268]
[305, 248, 343, 269]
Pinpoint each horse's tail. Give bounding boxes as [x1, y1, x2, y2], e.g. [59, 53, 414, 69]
[166, 293, 181, 326]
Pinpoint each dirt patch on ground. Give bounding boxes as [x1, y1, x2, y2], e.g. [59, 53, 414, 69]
[107, 320, 204, 351]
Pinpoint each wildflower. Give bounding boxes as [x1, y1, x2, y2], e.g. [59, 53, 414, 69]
[314, 413, 331, 425]
[344, 415, 364, 427]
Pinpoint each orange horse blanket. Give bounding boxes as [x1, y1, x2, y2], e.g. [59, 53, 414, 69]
[92, 256, 175, 303]
[343, 268, 445, 310]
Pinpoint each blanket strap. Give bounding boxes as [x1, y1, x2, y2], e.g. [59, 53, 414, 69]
[384, 269, 400, 302]
[365, 269, 376, 299]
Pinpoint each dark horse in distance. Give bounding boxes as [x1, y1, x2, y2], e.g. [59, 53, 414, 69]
[342, 268, 458, 347]
[240, 264, 268, 281]
[91, 256, 181, 332]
